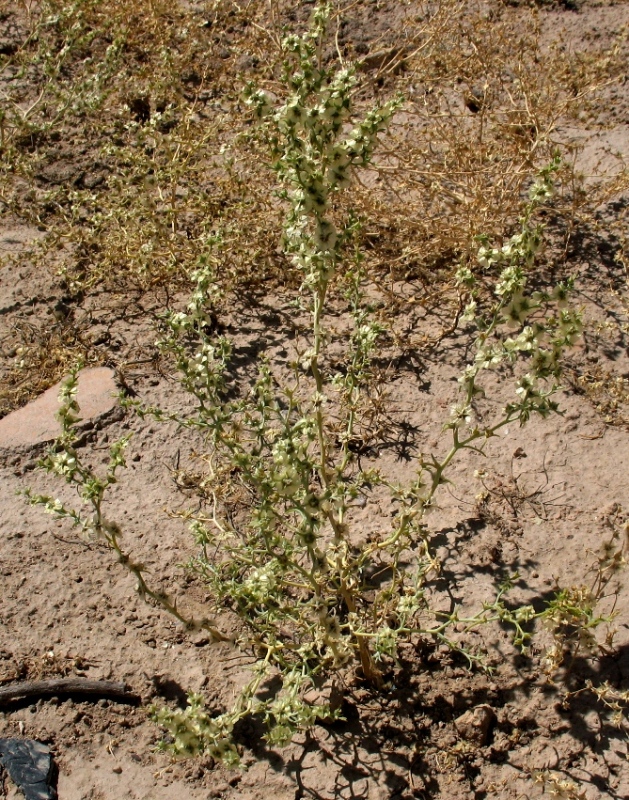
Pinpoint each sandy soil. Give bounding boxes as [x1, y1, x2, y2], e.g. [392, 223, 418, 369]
[1, 1, 629, 799]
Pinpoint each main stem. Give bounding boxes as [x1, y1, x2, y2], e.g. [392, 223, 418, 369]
[309, 251, 383, 687]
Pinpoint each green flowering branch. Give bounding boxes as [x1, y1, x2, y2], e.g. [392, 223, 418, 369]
[24, 368, 229, 642]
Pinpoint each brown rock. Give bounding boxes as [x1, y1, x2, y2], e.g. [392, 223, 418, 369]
[454, 705, 495, 747]
[0, 367, 118, 450]
[303, 679, 343, 719]
[36, 160, 84, 186]
[357, 47, 407, 74]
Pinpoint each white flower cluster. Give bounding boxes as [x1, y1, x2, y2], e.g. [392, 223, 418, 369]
[454, 270, 582, 429]
[270, 420, 315, 498]
[189, 343, 223, 389]
[56, 372, 81, 429]
[451, 157, 581, 430]
[166, 263, 220, 335]
[242, 563, 279, 606]
[244, 5, 400, 289]
[477, 227, 543, 270]
[476, 155, 560, 273]
[159, 264, 232, 409]
[154, 693, 241, 765]
[49, 450, 77, 479]
[373, 626, 399, 661]
[397, 589, 422, 620]
[354, 322, 381, 353]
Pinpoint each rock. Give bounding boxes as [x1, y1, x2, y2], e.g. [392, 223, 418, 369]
[207, 783, 229, 798]
[35, 161, 84, 186]
[454, 705, 495, 747]
[83, 172, 106, 190]
[509, 738, 560, 771]
[303, 679, 343, 720]
[235, 53, 259, 71]
[0, 738, 57, 800]
[0, 367, 118, 451]
[357, 47, 406, 74]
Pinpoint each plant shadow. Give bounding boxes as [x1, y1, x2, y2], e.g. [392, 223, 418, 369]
[234, 634, 629, 799]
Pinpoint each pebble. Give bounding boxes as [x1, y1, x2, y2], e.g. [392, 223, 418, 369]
[454, 705, 495, 746]
[207, 784, 229, 798]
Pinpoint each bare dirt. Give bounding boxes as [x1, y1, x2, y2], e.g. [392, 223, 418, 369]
[1, 1, 629, 799]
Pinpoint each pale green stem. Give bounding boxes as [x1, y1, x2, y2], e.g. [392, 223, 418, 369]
[102, 524, 231, 642]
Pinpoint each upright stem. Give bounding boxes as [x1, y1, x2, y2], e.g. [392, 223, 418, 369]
[309, 267, 348, 541]
[340, 585, 383, 688]
[308, 253, 382, 687]
[311, 280, 329, 481]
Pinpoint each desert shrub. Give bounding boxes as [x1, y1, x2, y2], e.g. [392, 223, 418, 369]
[1, 0, 626, 420]
[25, 5, 623, 767]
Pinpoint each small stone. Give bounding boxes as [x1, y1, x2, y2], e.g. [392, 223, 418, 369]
[36, 161, 84, 186]
[358, 46, 406, 73]
[454, 705, 495, 747]
[112, 765, 122, 774]
[302, 679, 343, 720]
[207, 783, 229, 798]
[83, 172, 106, 190]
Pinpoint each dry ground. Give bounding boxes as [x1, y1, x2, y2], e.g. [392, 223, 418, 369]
[1, 1, 629, 798]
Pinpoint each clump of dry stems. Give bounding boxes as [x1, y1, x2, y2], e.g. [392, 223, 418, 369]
[1, 0, 627, 415]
